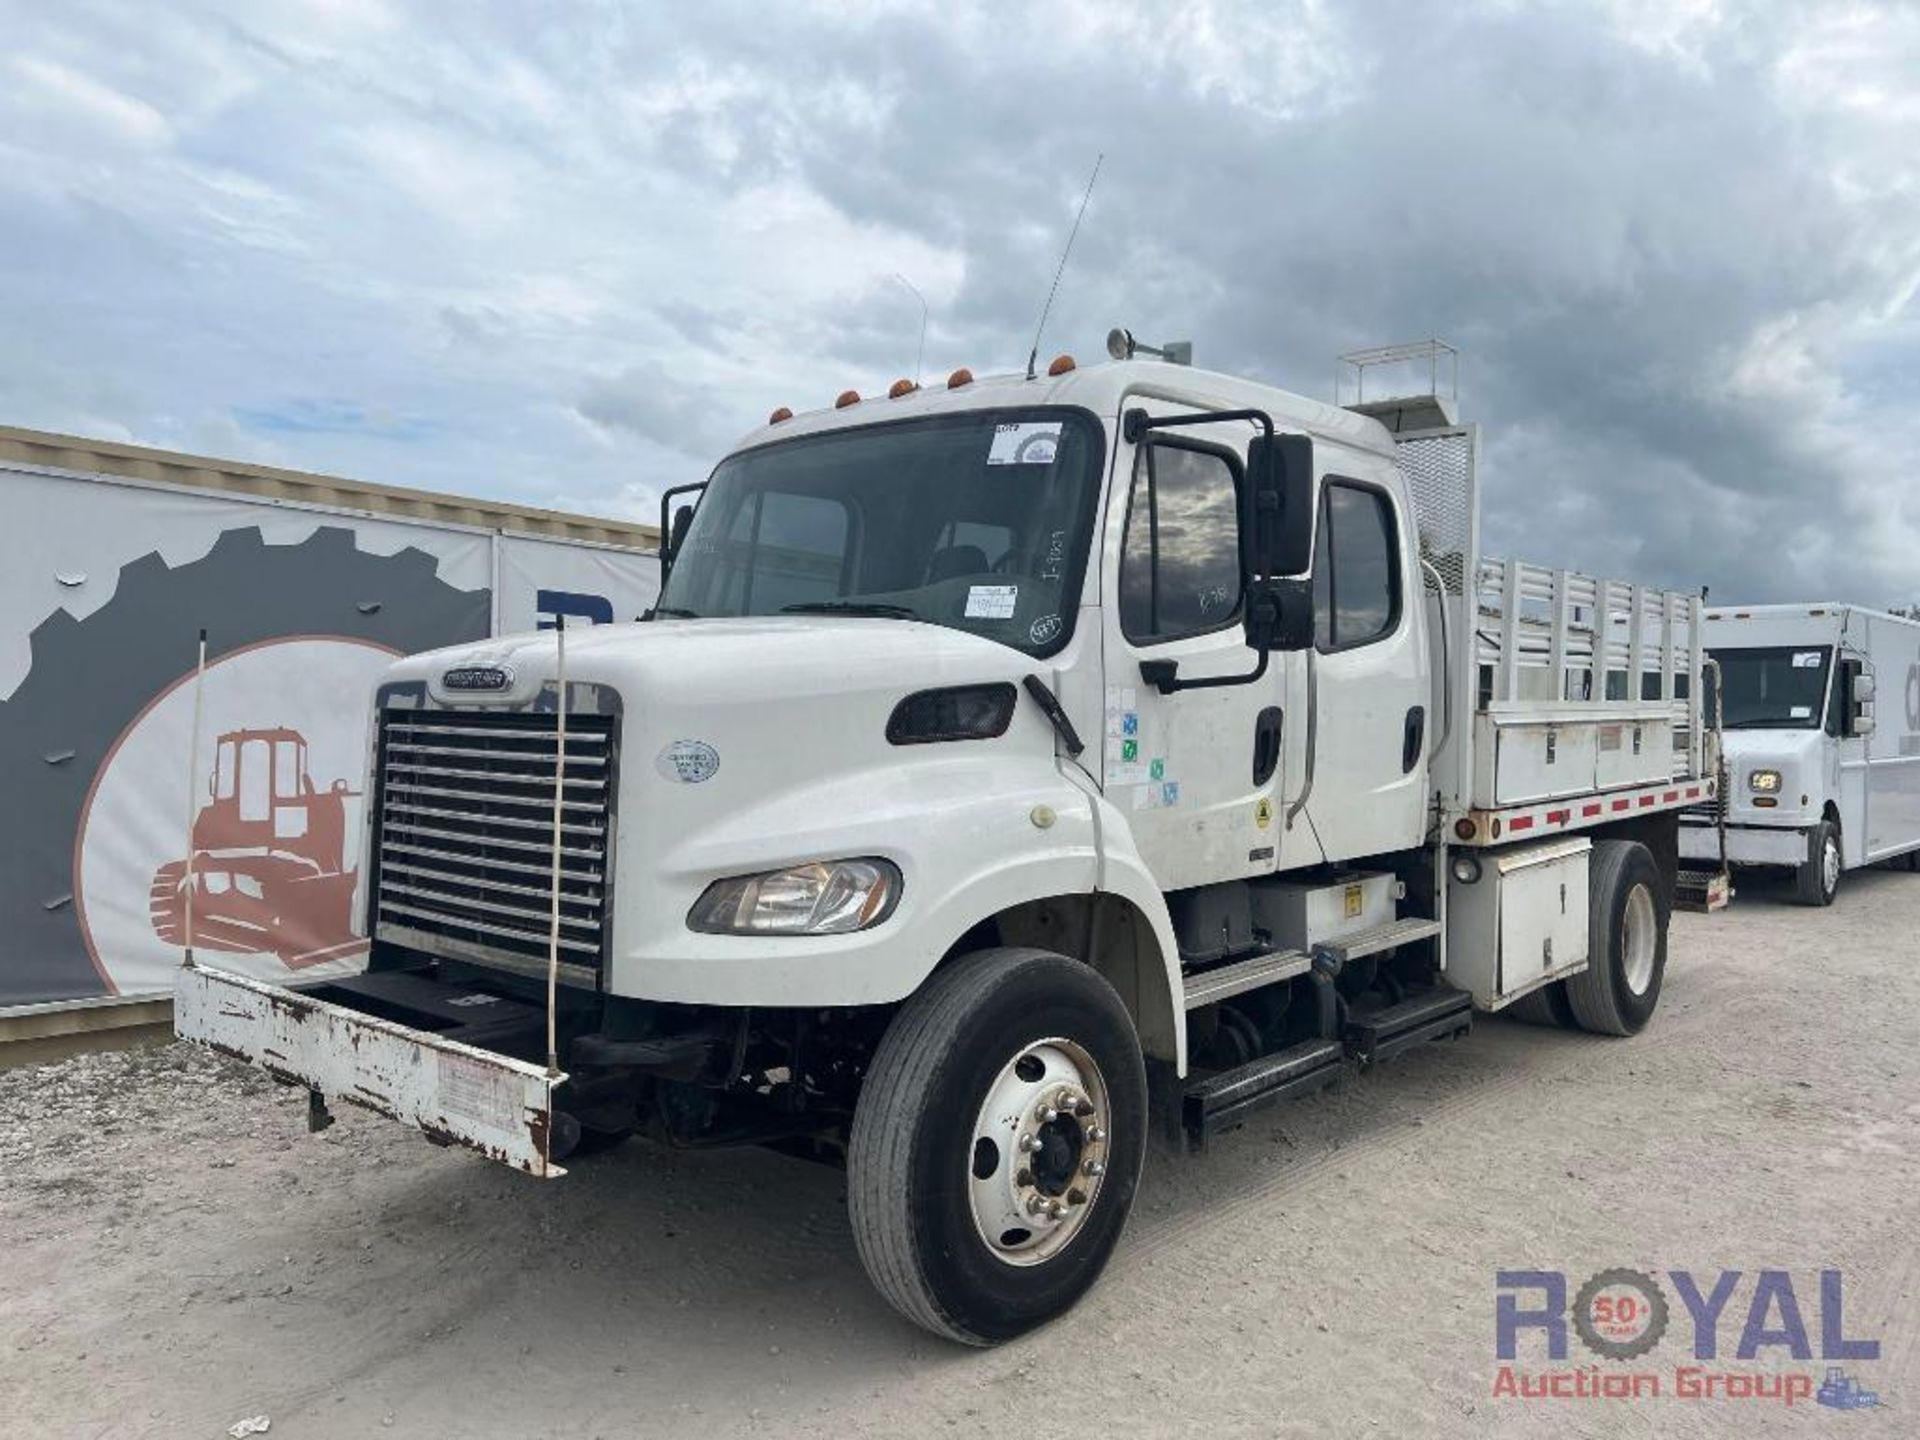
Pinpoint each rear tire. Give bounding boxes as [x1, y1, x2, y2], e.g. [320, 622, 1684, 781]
[1566, 840, 1668, 1036]
[1794, 821, 1841, 906]
[848, 948, 1147, 1345]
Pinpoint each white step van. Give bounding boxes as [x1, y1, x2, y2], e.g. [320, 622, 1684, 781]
[1682, 604, 1920, 904]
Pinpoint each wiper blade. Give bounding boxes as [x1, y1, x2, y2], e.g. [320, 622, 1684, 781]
[649, 606, 700, 618]
[780, 601, 920, 619]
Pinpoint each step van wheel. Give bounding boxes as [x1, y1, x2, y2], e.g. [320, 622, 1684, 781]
[848, 947, 1148, 1346]
[1505, 980, 1576, 1029]
[1793, 821, 1842, 907]
[1565, 840, 1668, 1037]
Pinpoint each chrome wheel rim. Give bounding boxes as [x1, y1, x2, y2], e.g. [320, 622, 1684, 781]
[967, 1038, 1110, 1267]
[1823, 834, 1841, 895]
[1622, 883, 1658, 995]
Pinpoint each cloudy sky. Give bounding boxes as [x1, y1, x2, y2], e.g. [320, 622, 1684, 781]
[3, 0, 1917, 604]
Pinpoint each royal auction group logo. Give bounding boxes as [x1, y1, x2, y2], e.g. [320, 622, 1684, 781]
[1494, 1268, 1882, 1409]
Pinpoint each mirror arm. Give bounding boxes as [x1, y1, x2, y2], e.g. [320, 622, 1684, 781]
[1140, 648, 1270, 695]
[1124, 406, 1274, 446]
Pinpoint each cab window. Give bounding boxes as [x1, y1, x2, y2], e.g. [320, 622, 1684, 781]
[1119, 442, 1242, 644]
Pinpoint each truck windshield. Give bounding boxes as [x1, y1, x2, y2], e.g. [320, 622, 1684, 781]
[1705, 645, 1832, 730]
[658, 408, 1103, 656]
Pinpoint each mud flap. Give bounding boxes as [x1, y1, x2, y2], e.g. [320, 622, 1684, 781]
[174, 965, 566, 1177]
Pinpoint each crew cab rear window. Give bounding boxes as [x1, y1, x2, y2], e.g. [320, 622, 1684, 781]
[1313, 481, 1400, 651]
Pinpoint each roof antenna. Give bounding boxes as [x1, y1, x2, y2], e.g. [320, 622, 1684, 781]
[1026, 153, 1103, 380]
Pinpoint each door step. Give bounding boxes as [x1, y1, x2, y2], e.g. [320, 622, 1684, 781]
[1675, 868, 1733, 912]
[1182, 1037, 1346, 1142]
[1344, 987, 1473, 1065]
[1181, 947, 1312, 1010]
[1313, 915, 1442, 967]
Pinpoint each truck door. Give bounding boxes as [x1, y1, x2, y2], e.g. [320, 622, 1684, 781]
[1299, 471, 1430, 861]
[1100, 411, 1316, 890]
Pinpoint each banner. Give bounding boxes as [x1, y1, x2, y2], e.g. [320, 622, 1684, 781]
[0, 463, 656, 1008]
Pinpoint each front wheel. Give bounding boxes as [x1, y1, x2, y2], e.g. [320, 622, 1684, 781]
[1794, 821, 1841, 907]
[848, 947, 1147, 1345]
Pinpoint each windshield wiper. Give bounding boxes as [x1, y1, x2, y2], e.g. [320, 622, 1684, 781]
[649, 606, 700, 618]
[780, 601, 921, 620]
[1721, 717, 1808, 729]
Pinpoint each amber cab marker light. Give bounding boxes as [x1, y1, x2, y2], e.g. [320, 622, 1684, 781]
[768, 406, 794, 425]
[947, 367, 974, 389]
[1048, 354, 1076, 377]
[834, 390, 860, 409]
[888, 378, 917, 399]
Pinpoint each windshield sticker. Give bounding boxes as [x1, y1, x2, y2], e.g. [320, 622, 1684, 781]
[1790, 705, 1812, 718]
[1792, 651, 1822, 667]
[1029, 613, 1063, 646]
[1040, 529, 1067, 580]
[964, 584, 1018, 619]
[987, 421, 1063, 466]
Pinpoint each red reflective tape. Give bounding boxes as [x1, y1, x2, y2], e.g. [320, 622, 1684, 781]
[1612, 798, 1631, 811]
[1582, 803, 1602, 817]
[1686, 787, 1700, 799]
[1547, 810, 1569, 825]
[1663, 791, 1678, 803]
[1509, 815, 1535, 832]
[1639, 795, 1656, 807]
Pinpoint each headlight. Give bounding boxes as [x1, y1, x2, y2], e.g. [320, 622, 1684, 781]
[1748, 769, 1781, 793]
[689, 858, 902, 935]
[1451, 854, 1483, 885]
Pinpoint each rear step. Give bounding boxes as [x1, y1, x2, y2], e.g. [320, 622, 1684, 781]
[1344, 987, 1473, 1065]
[1182, 1038, 1345, 1143]
[1675, 868, 1733, 912]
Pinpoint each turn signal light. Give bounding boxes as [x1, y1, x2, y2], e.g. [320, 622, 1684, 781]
[947, 367, 974, 389]
[834, 390, 860, 409]
[888, 378, 917, 398]
[768, 406, 793, 424]
[1047, 354, 1076, 376]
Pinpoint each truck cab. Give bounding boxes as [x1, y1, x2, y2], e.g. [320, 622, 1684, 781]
[178, 346, 1715, 1345]
[1683, 604, 1920, 903]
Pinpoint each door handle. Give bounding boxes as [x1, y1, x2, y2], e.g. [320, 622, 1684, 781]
[1402, 705, 1426, 774]
[1253, 706, 1284, 786]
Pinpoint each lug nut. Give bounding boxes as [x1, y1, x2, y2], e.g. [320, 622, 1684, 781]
[1048, 1199, 1067, 1220]
[1037, 1105, 1058, 1124]
[1018, 1133, 1041, 1154]
[1015, 1168, 1034, 1187]
[1027, 1195, 1051, 1216]
[1084, 1159, 1105, 1177]
[1086, 1126, 1106, 1143]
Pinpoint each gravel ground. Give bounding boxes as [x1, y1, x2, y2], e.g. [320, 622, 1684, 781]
[4, 868, 1918, 1439]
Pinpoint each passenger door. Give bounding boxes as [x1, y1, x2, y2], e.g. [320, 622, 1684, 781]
[1301, 474, 1430, 861]
[1100, 414, 1314, 890]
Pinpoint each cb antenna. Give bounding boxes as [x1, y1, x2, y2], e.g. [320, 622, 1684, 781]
[1026, 153, 1103, 380]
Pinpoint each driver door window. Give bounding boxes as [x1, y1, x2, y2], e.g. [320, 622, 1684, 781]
[1118, 442, 1243, 645]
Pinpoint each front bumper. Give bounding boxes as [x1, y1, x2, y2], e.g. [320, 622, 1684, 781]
[174, 964, 567, 1177]
[1679, 822, 1808, 867]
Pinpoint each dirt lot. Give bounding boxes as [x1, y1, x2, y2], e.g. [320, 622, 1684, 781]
[5, 869, 1918, 1439]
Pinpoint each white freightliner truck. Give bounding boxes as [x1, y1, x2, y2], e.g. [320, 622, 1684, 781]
[1680, 603, 1920, 904]
[178, 343, 1718, 1344]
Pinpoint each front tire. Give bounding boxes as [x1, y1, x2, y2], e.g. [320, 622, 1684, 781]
[848, 948, 1147, 1345]
[1794, 821, 1841, 906]
[1566, 840, 1668, 1036]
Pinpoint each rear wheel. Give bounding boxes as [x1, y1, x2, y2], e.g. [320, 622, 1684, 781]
[848, 947, 1147, 1345]
[1794, 821, 1841, 906]
[1566, 840, 1668, 1036]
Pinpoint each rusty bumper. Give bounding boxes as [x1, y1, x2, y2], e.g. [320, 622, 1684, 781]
[174, 964, 567, 1177]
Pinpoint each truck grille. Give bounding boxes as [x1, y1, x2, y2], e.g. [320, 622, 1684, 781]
[372, 708, 615, 980]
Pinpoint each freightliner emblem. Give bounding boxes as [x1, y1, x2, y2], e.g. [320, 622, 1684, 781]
[442, 664, 514, 692]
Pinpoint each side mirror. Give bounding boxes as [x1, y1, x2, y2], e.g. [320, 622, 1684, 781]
[1243, 433, 1314, 578]
[1244, 577, 1314, 653]
[668, 503, 694, 560]
[1844, 658, 1876, 737]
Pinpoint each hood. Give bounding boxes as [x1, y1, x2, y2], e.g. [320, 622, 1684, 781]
[1718, 728, 1827, 819]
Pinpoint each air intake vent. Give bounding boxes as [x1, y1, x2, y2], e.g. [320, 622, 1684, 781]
[371, 708, 615, 984]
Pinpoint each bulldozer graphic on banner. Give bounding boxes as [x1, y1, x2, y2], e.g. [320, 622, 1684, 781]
[149, 727, 364, 968]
